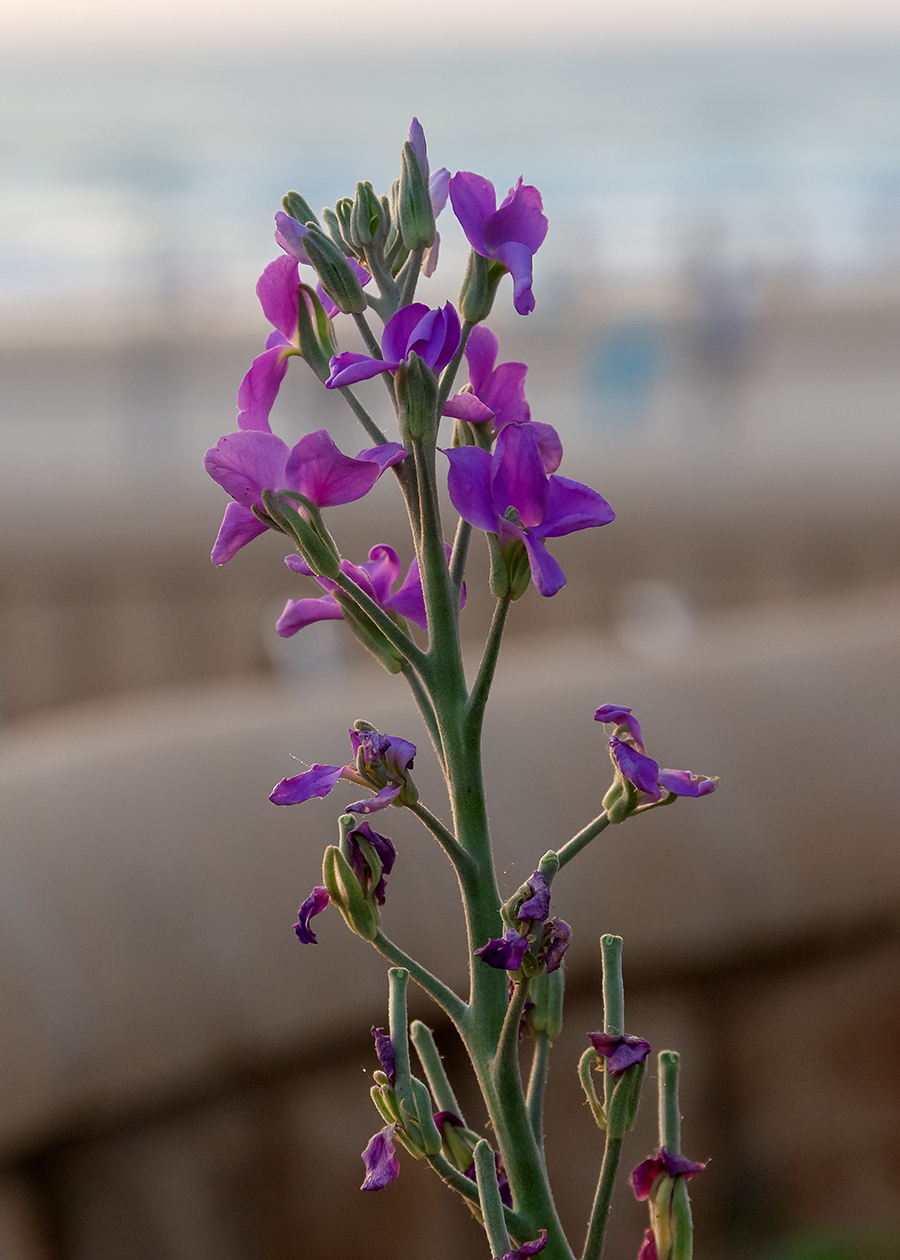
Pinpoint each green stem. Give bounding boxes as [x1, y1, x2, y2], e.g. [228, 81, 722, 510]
[337, 385, 388, 447]
[361, 245, 398, 306]
[406, 799, 470, 868]
[372, 930, 467, 1028]
[659, 1050, 682, 1152]
[436, 319, 474, 415]
[426, 1151, 529, 1239]
[580, 1136, 623, 1260]
[397, 243, 425, 307]
[410, 1021, 463, 1118]
[475, 1139, 512, 1258]
[494, 974, 529, 1075]
[400, 661, 443, 767]
[465, 596, 511, 742]
[352, 310, 384, 360]
[526, 1033, 552, 1148]
[556, 813, 611, 871]
[388, 968, 415, 1120]
[449, 516, 472, 590]
[332, 571, 429, 674]
[412, 439, 466, 697]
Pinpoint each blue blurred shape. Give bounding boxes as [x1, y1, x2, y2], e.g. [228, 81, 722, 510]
[585, 318, 666, 426]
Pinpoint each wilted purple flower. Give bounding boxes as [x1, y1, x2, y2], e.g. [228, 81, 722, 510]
[631, 1148, 706, 1201]
[293, 886, 330, 944]
[361, 1124, 401, 1190]
[449, 172, 548, 315]
[517, 871, 551, 922]
[541, 918, 571, 974]
[325, 302, 460, 389]
[371, 1026, 395, 1083]
[276, 542, 463, 638]
[445, 422, 615, 596]
[442, 326, 561, 471]
[269, 727, 416, 813]
[587, 1032, 652, 1076]
[346, 820, 396, 905]
[637, 1229, 658, 1260]
[204, 428, 406, 565]
[475, 928, 529, 972]
[495, 1230, 548, 1260]
[594, 705, 717, 805]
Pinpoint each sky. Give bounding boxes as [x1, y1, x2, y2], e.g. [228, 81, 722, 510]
[4, 0, 900, 47]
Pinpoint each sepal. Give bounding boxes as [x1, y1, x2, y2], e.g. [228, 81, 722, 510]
[282, 190, 319, 228]
[295, 283, 338, 382]
[322, 845, 379, 940]
[399, 140, 435, 250]
[302, 224, 368, 313]
[459, 249, 506, 324]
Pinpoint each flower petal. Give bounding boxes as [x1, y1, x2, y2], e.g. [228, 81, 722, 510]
[371, 1025, 395, 1082]
[610, 739, 661, 799]
[593, 705, 645, 752]
[269, 763, 345, 806]
[443, 391, 496, 423]
[346, 783, 403, 814]
[256, 254, 299, 339]
[535, 474, 615, 539]
[354, 442, 408, 471]
[361, 1125, 401, 1190]
[274, 212, 311, 264]
[210, 502, 268, 565]
[464, 325, 499, 395]
[325, 352, 393, 389]
[383, 556, 428, 629]
[445, 445, 499, 533]
[518, 870, 550, 922]
[236, 343, 291, 432]
[293, 886, 329, 944]
[486, 179, 549, 254]
[275, 596, 343, 637]
[429, 166, 451, 217]
[497, 1229, 548, 1260]
[657, 769, 717, 797]
[491, 423, 548, 528]
[475, 929, 529, 971]
[449, 171, 496, 255]
[285, 429, 384, 508]
[484, 360, 531, 426]
[383, 302, 430, 364]
[522, 534, 567, 597]
[204, 430, 290, 508]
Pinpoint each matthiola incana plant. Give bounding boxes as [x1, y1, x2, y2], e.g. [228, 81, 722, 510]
[204, 119, 717, 1260]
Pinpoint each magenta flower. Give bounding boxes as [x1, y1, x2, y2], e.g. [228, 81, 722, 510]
[269, 726, 416, 813]
[517, 870, 551, 923]
[445, 422, 615, 596]
[594, 705, 717, 805]
[495, 1231, 548, 1260]
[631, 1148, 706, 1201]
[204, 428, 406, 565]
[293, 885, 330, 944]
[475, 929, 530, 972]
[587, 1032, 652, 1076]
[361, 1124, 401, 1190]
[325, 302, 460, 389]
[276, 542, 463, 638]
[541, 918, 571, 974]
[638, 1229, 658, 1260]
[449, 172, 548, 315]
[346, 819, 396, 905]
[235, 254, 304, 433]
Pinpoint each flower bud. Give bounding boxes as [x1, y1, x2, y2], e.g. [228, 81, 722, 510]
[351, 180, 385, 248]
[395, 351, 439, 443]
[281, 190, 319, 228]
[295, 283, 338, 383]
[261, 489, 341, 580]
[322, 845, 379, 940]
[398, 140, 435, 251]
[458, 250, 506, 324]
[602, 774, 640, 824]
[322, 206, 353, 256]
[527, 967, 564, 1039]
[605, 1058, 647, 1139]
[303, 224, 368, 313]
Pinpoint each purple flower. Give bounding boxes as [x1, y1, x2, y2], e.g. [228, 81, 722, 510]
[371, 1026, 395, 1083]
[445, 422, 615, 596]
[442, 326, 563, 470]
[204, 428, 406, 565]
[346, 820, 396, 905]
[637, 1229, 658, 1260]
[269, 727, 416, 813]
[293, 886, 330, 944]
[475, 928, 529, 972]
[594, 705, 717, 805]
[495, 1230, 548, 1260]
[587, 1032, 652, 1076]
[517, 871, 551, 922]
[234, 255, 304, 433]
[276, 542, 463, 638]
[361, 1124, 401, 1190]
[408, 117, 452, 278]
[631, 1148, 706, 1201]
[541, 918, 571, 973]
[449, 172, 548, 315]
[325, 302, 460, 389]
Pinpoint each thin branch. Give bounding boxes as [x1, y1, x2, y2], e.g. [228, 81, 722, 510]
[337, 385, 388, 447]
[525, 1033, 552, 1149]
[373, 930, 468, 1028]
[400, 660, 444, 768]
[332, 571, 429, 674]
[556, 813, 611, 871]
[426, 1152, 528, 1240]
[465, 596, 511, 742]
[352, 310, 384, 360]
[397, 243, 425, 307]
[436, 320, 474, 415]
[581, 1136, 623, 1260]
[449, 517, 472, 591]
[494, 975, 529, 1074]
[406, 799, 471, 869]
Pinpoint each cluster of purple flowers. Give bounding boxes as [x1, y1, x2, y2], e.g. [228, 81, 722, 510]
[475, 870, 571, 974]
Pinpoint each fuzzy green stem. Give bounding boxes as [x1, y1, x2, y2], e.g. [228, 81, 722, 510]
[449, 516, 472, 590]
[337, 385, 388, 446]
[465, 596, 511, 743]
[580, 1136, 623, 1260]
[372, 931, 467, 1028]
[556, 814, 611, 870]
[410, 1021, 462, 1118]
[352, 310, 385, 360]
[601, 935, 625, 1038]
[397, 244, 426, 307]
[400, 661, 443, 767]
[526, 1033, 552, 1148]
[475, 1139, 512, 1258]
[578, 1049, 606, 1130]
[494, 975, 530, 1074]
[436, 320, 474, 415]
[332, 571, 429, 674]
[659, 1050, 682, 1153]
[406, 799, 469, 867]
[388, 968, 415, 1120]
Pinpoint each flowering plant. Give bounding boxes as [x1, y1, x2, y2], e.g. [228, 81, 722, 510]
[205, 120, 716, 1260]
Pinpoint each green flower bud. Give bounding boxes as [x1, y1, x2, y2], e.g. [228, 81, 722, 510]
[303, 224, 367, 313]
[602, 774, 640, 823]
[350, 180, 385, 249]
[605, 1058, 647, 1139]
[398, 140, 435, 251]
[395, 351, 439, 443]
[528, 967, 565, 1039]
[261, 489, 341, 580]
[489, 534, 532, 601]
[322, 846, 379, 941]
[281, 190, 319, 228]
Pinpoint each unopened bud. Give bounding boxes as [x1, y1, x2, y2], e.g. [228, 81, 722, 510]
[302, 225, 367, 314]
[322, 845, 379, 940]
[489, 535, 531, 601]
[261, 489, 341, 579]
[295, 283, 337, 383]
[398, 140, 435, 251]
[281, 190, 319, 228]
[351, 181, 384, 248]
[458, 250, 506, 324]
[395, 351, 439, 443]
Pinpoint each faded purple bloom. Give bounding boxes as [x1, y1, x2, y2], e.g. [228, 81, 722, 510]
[517, 870, 551, 923]
[433, 1110, 464, 1130]
[293, 886, 330, 944]
[495, 1230, 548, 1260]
[269, 727, 416, 813]
[449, 172, 548, 315]
[594, 705, 717, 805]
[445, 422, 615, 596]
[325, 301, 460, 389]
[347, 820, 396, 904]
[542, 918, 571, 973]
[361, 1124, 401, 1190]
[443, 326, 561, 471]
[588, 1032, 652, 1076]
[631, 1148, 706, 1201]
[475, 929, 529, 972]
[276, 542, 463, 638]
[205, 428, 405, 565]
[637, 1229, 658, 1260]
[371, 1026, 395, 1082]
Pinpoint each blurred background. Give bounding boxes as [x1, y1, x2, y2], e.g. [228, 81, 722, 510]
[1, 1, 900, 1257]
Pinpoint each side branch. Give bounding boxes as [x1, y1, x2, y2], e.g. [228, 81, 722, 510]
[332, 571, 429, 674]
[426, 1152, 528, 1241]
[556, 813, 611, 871]
[337, 385, 388, 447]
[372, 930, 468, 1028]
[406, 800, 471, 869]
[465, 596, 511, 743]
